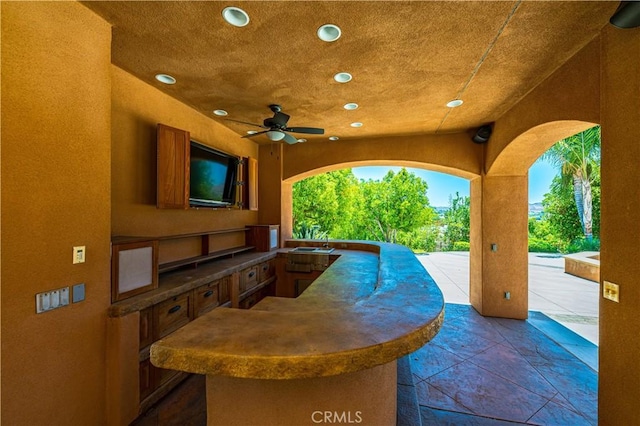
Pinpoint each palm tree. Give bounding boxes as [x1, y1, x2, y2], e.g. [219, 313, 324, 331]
[540, 125, 601, 240]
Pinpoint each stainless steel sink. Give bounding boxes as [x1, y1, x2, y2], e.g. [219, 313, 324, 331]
[290, 247, 335, 254]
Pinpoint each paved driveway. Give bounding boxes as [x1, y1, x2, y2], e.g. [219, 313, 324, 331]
[418, 252, 599, 345]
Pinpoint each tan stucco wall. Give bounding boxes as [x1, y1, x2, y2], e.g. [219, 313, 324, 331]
[487, 37, 601, 175]
[1, 3, 112, 424]
[599, 24, 640, 423]
[206, 361, 397, 426]
[111, 66, 258, 238]
[282, 133, 483, 182]
[470, 175, 529, 319]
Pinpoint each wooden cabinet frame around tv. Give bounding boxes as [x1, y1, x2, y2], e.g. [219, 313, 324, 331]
[156, 123, 257, 210]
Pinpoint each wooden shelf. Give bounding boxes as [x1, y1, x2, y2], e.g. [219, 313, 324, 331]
[158, 246, 255, 273]
[157, 228, 248, 241]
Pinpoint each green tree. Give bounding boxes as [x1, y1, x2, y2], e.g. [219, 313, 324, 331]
[359, 169, 434, 243]
[540, 125, 600, 240]
[542, 171, 600, 251]
[292, 169, 361, 238]
[442, 192, 470, 250]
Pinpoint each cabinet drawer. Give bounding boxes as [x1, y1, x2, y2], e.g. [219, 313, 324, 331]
[139, 359, 153, 400]
[139, 307, 153, 349]
[240, 266, 258, 293]
[239, 291, 260, 310]
[194, 281, 219, 317]
[153, 363, 179, 388]
[258, 260, 275, 283]
[153, 292, 191, 340]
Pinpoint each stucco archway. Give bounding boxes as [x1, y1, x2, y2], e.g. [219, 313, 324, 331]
[488, 120, 599, 176]
[285, 160, 476, 184]
[469, 119, 599, 319]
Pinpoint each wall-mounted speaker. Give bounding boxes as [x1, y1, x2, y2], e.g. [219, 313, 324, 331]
[472, 125, 493, 144]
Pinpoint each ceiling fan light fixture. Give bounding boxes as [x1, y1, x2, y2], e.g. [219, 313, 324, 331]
[213, 109, 228, 116]
[222, 7, 250, 27]
[317, 24, 341, 42]
[350, 122, 363, 128]
[610, 1, 640, 28]
[297, 138, 307, 143]
[446, 99, 464, 108]
[329, 136, 340, 141]
[266, 130, 285, 141]
[334, 72, 352, 83]
[155, 74, 176, 85]
[344, 103, 359, 110]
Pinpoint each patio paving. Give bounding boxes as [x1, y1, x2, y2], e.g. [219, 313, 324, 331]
[417, 252, 600, 345]
[410, 304, 598, 425]
[408, 252, 600, 425]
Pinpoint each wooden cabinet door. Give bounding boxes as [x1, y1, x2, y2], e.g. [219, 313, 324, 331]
[247, 157, 258, 211]
[157, 123, 190, 209]
[238, 156, 258, 210]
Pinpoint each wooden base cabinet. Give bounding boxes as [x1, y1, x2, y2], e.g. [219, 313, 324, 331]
[108, 255, 278, 426]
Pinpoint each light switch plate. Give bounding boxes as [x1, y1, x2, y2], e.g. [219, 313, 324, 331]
[73, 246, 86, 264]
[603, 281, 620, 303]
[36, 286, 70, 313]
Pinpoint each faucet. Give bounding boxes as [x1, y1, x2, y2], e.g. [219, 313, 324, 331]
[322, 235, 329, 248]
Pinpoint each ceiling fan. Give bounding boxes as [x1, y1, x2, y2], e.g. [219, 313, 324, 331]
[226, 104, 324, 144]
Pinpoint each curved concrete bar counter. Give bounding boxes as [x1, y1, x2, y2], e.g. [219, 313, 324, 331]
[151, 242, 444, 425]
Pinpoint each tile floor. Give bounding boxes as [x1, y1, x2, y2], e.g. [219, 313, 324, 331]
[411, 303, 598, 425]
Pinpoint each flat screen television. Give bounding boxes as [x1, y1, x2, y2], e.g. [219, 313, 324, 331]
[189, 141, 239, 208]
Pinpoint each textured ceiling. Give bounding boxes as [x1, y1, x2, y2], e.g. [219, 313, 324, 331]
[83, 1, 617, 144]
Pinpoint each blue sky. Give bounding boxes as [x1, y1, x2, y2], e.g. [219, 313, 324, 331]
[351, 160, 557, 207]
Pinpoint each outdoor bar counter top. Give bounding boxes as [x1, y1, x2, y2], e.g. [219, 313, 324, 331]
[150, 241, 444, 425]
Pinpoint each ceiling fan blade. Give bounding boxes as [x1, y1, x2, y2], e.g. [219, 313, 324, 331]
[285, 127, 325, 135]
[225, 118, 268, 129]
[282, 132, 299, 145]
[241, 130, 269, 138]
[272, 111, 290, 127]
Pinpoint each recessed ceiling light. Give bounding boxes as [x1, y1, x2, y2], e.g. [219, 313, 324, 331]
[213, 109, 228, 116]
[329, 136, 340, 141]
[446, 99, 464, 108]
[334, 72, 352, 83]
[317, 24, 341, 42]
[222, 7, 250, 27]
[350, 122, 363, 128]
[155, 74, 176, 85]
[344, 103, 359, 110]
[247, 130, 258, 135]
[297, 138, 307, 143]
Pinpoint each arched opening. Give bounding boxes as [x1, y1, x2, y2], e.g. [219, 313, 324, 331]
[490, 119, 600, 361]
[286, 162, 472, 253]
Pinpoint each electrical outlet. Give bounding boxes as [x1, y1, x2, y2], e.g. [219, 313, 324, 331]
[603, 281, 620, 303]
[73, 246, 86, 264]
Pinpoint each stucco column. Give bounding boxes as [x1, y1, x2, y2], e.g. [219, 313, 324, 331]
[258, 144, 292, 244]
[469, 175, 528, 319]
[599, 24, 640, 423]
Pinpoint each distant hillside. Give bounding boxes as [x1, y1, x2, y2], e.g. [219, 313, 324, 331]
[529, 202, 543, 218]
[435, 203, 544, 218]
[433, 206, 449, 217]
[431, 203, 544, 218]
